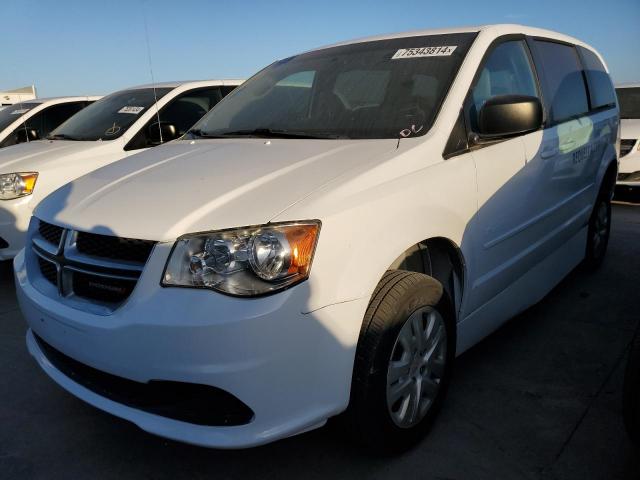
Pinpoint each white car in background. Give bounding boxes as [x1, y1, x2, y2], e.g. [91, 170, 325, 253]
[16, 25, 618, 452]
[616, 84, 640, 188]
[0, 79, 242, 259]
[0, 96, 99, 148]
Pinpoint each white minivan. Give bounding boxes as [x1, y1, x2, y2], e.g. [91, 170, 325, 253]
[0, 80, 242, 259]
[0, 96, 99, 147]
[15, 25, 618, 452]
[616, 84, 640, 189]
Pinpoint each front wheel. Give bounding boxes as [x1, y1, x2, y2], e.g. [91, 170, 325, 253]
[347, 270, 455, 453]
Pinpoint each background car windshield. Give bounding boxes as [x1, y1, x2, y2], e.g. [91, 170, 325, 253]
[0, 101, 41, 132]
[193, 33, 477, 139]
[617, 87, 640, 119]
[50, 88, 172, 141]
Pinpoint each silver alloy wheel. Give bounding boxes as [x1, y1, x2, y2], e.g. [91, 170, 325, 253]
[592, 200, 610, 255]
[386, 306, 447, 428]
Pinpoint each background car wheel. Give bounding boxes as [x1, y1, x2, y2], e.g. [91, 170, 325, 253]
[623, 325, 640, 443]
[347, 270, 455, 453]
[584, 185, 612, 270]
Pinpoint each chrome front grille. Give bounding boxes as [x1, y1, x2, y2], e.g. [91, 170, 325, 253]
[76, 230, 154, 263]
[38, 221, 64, 247]
[32, 219, 156, 309]
[37, 255, 57, 285]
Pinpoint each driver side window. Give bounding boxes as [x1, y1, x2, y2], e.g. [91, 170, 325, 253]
[470, 40, 538, 129]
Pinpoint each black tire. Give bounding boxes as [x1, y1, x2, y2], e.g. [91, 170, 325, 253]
[623, 326, 640, 443]
[584, 183, 612, 270]
[347, 270, 455, 454]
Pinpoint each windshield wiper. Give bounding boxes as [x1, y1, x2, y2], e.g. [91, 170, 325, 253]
[209, 128, 346, 139]
[47, 133, 82, 141]
[186, 129, 202, 138]
[186, 128, 230, 139]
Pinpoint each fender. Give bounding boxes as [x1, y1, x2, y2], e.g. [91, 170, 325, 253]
[278, 149, 477, 313]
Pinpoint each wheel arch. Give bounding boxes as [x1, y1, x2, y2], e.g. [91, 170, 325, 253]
[387, 237, 466, 320]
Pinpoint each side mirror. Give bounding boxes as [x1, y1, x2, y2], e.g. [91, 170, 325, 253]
[478, 95, 543, 138]
[16, 128, 39, 144]
[148, 122, 179, 144]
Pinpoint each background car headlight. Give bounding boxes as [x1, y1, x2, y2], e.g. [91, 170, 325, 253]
[0, 172, 38, 200]
[162, 221, 320, 296]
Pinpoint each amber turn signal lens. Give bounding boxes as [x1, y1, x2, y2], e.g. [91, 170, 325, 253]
[21, 173, 38, 194]
[285, 224, 319, 276]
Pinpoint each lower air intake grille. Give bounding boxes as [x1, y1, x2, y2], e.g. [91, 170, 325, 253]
[34, 334, 254, 426]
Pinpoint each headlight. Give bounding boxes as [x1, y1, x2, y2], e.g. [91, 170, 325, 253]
[0, 172, 38, 200]
[162, 221, 320, 296]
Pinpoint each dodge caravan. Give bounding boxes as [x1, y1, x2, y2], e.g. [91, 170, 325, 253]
[16, 25, 618, 452]
[616, 83, 640, 189]
[0, 80, 242, 259]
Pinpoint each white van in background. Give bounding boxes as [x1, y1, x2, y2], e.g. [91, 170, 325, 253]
[0, 96, 99, 148]
[0, 80, 242, 259]
[616, 84, 640, 188]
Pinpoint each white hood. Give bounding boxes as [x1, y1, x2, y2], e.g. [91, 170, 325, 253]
[0, 139, 124, 204]
[36, 138, 398, 241]
[0, 140, 107, 172]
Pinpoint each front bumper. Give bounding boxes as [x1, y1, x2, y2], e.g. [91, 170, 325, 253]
[0, 196, 32, 260]
[15, 248, 367, 448]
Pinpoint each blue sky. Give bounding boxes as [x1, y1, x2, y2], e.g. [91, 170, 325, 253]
[2, 0, 639, 97]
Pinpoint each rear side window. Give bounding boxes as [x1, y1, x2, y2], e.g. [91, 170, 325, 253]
[533, 40, 589, 123]
[578, 47, 616, 110]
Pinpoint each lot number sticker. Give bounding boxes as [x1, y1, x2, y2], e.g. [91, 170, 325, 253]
[392, 46, 457, 59]
[118, 106, 145, 115]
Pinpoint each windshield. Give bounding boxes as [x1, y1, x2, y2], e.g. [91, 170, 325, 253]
[0, 101, 41, 132]
[50, 87, 172, 141]
[617, 87, 640, 119]
[191, 33, 477, 140]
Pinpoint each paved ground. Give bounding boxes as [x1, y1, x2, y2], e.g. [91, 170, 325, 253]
[1, 203, 639, 480]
